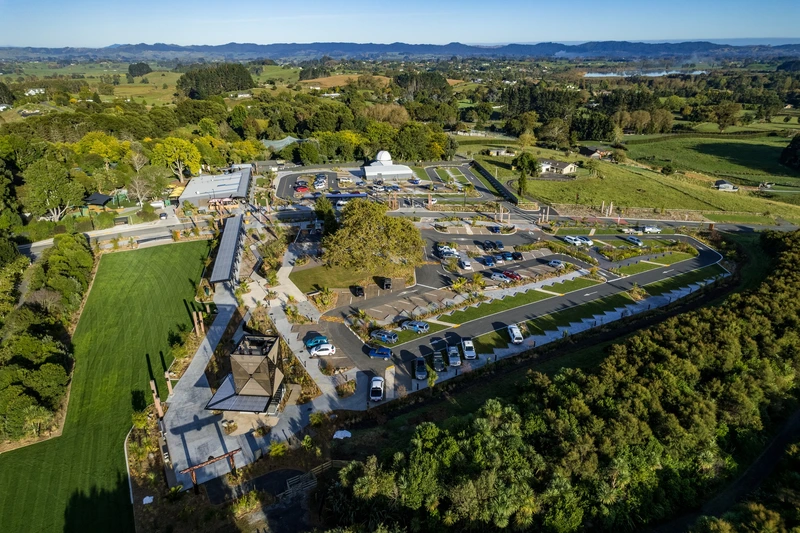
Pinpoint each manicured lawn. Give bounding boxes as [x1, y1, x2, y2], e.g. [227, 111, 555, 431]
[473, 328, 511, 354]
[644, 264, 728, 296]
[626, 136, 799, 185]
[618, 262, 662, 275]
[528, 293, 635, 334]
[544, 277, 601, 294]
[554, 228, 594, 235]
[661, 251, 699, 264]
[290, 265, 378, 293]
[0, 242, 208, 533]
[704, 213, 777, 225]
[440, 289, 553, 325]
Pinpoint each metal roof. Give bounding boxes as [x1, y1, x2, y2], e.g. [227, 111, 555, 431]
[210, 214, 243, 284]
[178, 168, 251, 203]
[205, 374, 271, 413]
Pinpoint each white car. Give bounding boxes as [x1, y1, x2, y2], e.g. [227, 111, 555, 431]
[626, 236, 644, 247]
[576, 236, 594, 246]
[372, 184, 385, 192]
[338, 176, 353, 184]
[336, 200, 349, 207]
[643, 226, 662, 234]
[458, 258, 472, 270]
[507, 325, 524, 345]
[491, 272, 508, 282]
[310, 344, 336, 357]
[369, 377, 385, 402]
[313, 181, 327, 190]
[548, 259, 565, 269]
[462, 337, 477, 359]
[430, 198, 438, 205]
[564, 235, 582, 246]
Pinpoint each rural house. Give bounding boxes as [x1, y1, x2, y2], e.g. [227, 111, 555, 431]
[540, 159, 578, 175]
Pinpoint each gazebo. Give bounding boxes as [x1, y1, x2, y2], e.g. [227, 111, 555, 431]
[84, 192, 113, 207]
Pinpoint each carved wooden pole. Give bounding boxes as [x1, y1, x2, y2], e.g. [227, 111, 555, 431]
[150, 380, 163, 418]
[164, 371, 173, 396]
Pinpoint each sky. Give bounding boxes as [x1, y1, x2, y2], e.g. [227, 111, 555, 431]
[1, 0, 799, 48]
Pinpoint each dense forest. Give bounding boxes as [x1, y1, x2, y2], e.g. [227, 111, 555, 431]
[692, 436, 800, 532]
[322, 230, 800, 533]
[0, 233, 92, 440]
[176, 63, 255, 99]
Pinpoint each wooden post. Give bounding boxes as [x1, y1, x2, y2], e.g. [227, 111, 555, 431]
[150, 380, 163, 418]
[191, 311, 199, 336]
[165, 371, 173, 396]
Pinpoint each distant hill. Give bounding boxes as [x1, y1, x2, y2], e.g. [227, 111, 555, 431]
[0, 41, 799, 61]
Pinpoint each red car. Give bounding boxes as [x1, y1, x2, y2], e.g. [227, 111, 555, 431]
[502, 270, 522, 281]
[295, 185, 309, 193]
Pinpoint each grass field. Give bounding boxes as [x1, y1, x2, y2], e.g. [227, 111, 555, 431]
[618, 262, 662, 275]
[106, 71, 182, 105]
[625, 136, 799, 185]
[290, 265, 381, 293]
[545, 277, 601, 294]
[0, 242, 208, 533]
[440, 289, 553, 325]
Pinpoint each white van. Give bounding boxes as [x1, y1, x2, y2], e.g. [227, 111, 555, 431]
[507, 325, 524, 345]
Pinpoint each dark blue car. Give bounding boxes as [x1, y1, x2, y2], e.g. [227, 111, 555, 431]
[368, 347, 393, 360]
[484, 255, 495, 267]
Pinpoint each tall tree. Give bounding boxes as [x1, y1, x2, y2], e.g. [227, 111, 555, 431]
[512, 152, 540, 177]
[22, 159, 83, 222]
[74, 132, 131, 170]
[517, 169, 528, 197]
[151, 137, 201, 183]
[714, 101, 743, 132]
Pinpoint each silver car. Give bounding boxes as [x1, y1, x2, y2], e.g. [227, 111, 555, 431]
[447, 345, 461, 367]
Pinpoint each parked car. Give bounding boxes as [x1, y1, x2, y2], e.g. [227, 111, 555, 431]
[402, 320, 430, 334]
[502, 251, 514, 261]
[313, 181, 327, 190]
[310, 343, 336, 357]
[447, 345, 461, 367]
[462, 337, 476, 359]
[484, 255, 496, 267]
[433, 353, 446, 372]
[368, 346, 393, 360]
[295, 180, 308, 187]
[576, 236, 594, 247]
[458, 258, 472, 270]
[338, 175, 353, 184]
[159, 212, 168, 220]
[626, 236, 644, 247]
[564, 235, 582, 246]
[488, 226, 500, 234]
[429, 198, 438, 205]
[491, 272, 508, 282]
[373, 184, 385, 192]
[409, 178, 421, 185]
[295, 185, 309, 193]
[351, 285, 364, 297]
[370, 330, 398, 344]
[414, 357, 428, 380]
[511, 251, 523, 261]
[493, 254, 505, 265]
[382, 277, 392, 290]
[388, 185, 401, 192]
[483, 240, 495, 252]
[305, 335, 329, 349]
[643, 226, 662, 234]
[316, 173, 327, 180]
[548, 259, 565, 269]
[495, 240, 505, 250]
[507, 325, 524, 345]
[336, 200, 349, 207]
[369, 377, 385, 402]
[503, 270, 522, 281]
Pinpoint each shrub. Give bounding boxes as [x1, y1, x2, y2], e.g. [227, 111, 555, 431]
[269, 441, 288, 458]
[138, 203, 158, 222]
[94, 212, 116, 230]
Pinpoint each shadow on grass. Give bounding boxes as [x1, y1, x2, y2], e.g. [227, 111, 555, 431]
[64, 472, 134, 533]
[691, 142, 792, 176]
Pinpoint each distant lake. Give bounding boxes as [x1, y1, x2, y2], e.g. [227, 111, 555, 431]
[583, 70, 708, 78]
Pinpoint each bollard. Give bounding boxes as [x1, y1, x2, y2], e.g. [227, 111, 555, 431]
[303, 360, 307, 367]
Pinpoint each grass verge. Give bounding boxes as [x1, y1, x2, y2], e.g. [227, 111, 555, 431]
[618, 262, 663, 275]
[0, 242, 208, 533]
[440, 289, 552, 325]
[644, 264, 728, 296]
[528, 293, 635, 335]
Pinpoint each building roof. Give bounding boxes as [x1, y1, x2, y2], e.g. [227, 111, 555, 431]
[540, 159, 575, 170]
[364, 164, 413, 177]
[210, 214, 243, 284]
[205, 335, 284, 413]
[179, 168, 251, 203]
[715, 179, 732, 186]
[261, 136, 304, 152]
[84, 192, 113, 206]
[374, 150, 393, 165]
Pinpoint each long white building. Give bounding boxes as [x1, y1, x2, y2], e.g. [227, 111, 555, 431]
[362, 151, 413, 181]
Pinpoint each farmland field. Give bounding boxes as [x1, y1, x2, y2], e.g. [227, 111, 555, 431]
[298, 74, 390, 88]
[625, 136, 799, 185]
[0, 242, 208, 533]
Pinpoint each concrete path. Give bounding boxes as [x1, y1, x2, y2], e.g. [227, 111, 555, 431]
[163, 287, 272, 488]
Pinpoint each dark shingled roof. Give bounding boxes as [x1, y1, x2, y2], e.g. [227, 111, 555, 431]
[84, 192, 113, 206]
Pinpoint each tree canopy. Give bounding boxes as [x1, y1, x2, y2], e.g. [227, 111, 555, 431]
[21, 159, 83, 221]
[324, 230, 800, 533]
[176, 64, 255, 100]
[151, 137, 201, 183]
[127, 62, 152, 78]
[322, 199, 424, 273]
